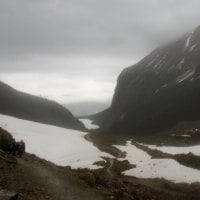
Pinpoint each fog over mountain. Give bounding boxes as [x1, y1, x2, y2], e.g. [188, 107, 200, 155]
[65, 101, 110, 117]
[0, 0, 200, 103]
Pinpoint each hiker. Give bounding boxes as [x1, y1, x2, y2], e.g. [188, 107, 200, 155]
[17, 140, 25, 157]
[9, 137, 17, 155]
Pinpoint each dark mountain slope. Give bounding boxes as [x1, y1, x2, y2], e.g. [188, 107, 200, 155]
[0, 81, 84, 130]
[94, 26, 200, 135]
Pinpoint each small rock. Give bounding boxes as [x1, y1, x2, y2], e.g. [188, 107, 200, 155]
[0, 189, 18, 200]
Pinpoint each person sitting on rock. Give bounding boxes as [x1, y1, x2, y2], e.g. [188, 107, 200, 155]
[9, 136, 17, 155]
[17, 140, 25, 157]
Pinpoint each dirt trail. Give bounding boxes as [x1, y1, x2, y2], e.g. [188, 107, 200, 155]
[85, 134, 114, 177]
[106, 158, 114, 178]
[0, 153, 104, 200]
[17, 158, 71, 200]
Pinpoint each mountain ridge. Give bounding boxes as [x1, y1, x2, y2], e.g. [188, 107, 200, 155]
[93, 26, 200, 135]
[0, 81, 84, 130]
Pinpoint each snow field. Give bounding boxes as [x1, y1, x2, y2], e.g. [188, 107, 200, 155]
[0, 114, 112, 169]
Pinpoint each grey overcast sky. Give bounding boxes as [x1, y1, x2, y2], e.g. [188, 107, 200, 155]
[0, 0, 200, 103]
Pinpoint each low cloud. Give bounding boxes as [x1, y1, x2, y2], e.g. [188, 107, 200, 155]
[0, 0, 200, 103]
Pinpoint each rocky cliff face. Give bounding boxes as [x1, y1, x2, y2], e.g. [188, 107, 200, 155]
[0, 81, 84, 131]
[94, 26, 200, 135]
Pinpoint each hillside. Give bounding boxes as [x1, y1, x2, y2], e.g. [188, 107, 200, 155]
[93, 26, 200, 135]
[0, 81, 84, 130]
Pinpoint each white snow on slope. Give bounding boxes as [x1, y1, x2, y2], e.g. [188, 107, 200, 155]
[180, 134, 192, 137]
[146, 54, 159, 68]
[177, 58, 185, 70]
[184, 32, 193, 50]
[171, 134, 191, 137]
[154, 84, 168, 94]
[177, 70, 194, 83]
[114, 141, 200, 183]
[139, 143, 200, 156]
[0, 114, 112, 169]
[190, 43, 198, 52]
[79, 118, 99, 129]
[153, 55, 166, 69]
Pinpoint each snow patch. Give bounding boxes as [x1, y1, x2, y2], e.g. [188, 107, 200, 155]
[79, 118, 99, 130]
[181, 135, 192, 137]
[190, 43, 198, 52]
[177, 59, 185, 70]
[154, 84, 168, 94]
[184, 32, 193, 50]
[140, 143, 200, 156]
[146, 54, 160, 67]
[177, 70, 194, 83]
[153, 55, 166, 69]
[0, 114, 112, 169]
[171, 134, 191, 138]
[114, 141, 200, 183]
[186, 129, 200, 133]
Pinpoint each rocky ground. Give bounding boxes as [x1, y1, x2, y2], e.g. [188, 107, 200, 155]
[0, 151, 103, 200]
[0, 150, 136, 200]
[2, 151, 200, 200]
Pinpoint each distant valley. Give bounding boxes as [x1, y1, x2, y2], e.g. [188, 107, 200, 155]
[64, 101, 110, 117]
